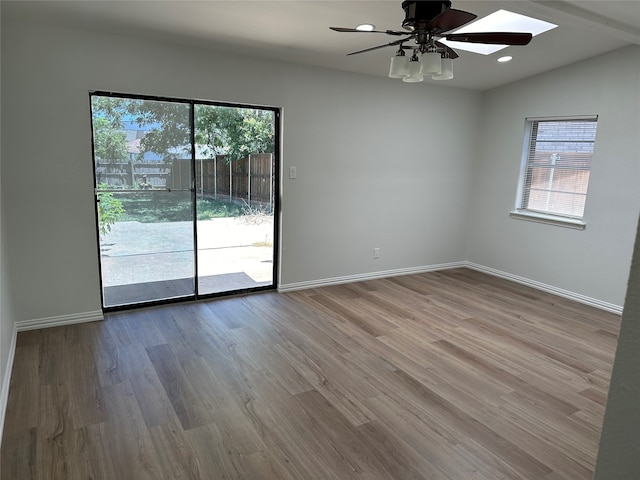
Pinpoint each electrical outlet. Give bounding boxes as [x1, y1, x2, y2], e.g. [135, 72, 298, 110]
[374, 248, 380, 259]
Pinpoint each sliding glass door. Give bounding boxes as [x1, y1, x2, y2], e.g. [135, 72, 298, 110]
[194, 105, 276, 295]
[91, 93, 278, 309]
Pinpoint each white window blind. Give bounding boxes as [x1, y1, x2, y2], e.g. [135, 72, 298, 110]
[518, 117, 598, 220]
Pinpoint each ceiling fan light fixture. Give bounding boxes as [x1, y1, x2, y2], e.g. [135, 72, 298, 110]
[331, 1, 539, 83]
[419, 51, 442, 76]
[389, 51, 410, 78]
[432, 57, 453, 80]
[403, 54, 423, 82]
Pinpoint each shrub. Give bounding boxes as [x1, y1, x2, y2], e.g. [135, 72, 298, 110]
[97, 183, 125, 235]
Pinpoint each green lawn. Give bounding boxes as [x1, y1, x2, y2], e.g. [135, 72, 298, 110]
[118, 192, 244, 222]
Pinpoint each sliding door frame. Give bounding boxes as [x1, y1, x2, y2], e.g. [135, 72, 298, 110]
[90, 91, 281, 312]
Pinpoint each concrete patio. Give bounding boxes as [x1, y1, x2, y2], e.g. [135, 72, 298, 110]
[99, 216, 274, 305]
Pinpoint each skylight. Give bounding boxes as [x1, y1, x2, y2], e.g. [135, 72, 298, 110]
[440, 9, 557, 55]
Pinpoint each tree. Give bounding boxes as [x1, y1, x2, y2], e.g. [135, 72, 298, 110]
[91, 96, 127, 126]
[91, 97, 128, 233]
[219, 108, 275, 162]
[129, 100, 191, 159]
[92, 117, 129, 161]
[91, 95, 275, 162]
[195, 106, 275, 162]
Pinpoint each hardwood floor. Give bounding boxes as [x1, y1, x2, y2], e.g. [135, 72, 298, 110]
[1, 268, 621, 479]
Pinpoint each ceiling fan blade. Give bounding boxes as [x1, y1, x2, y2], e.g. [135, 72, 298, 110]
[346, 38, 410, 56]
[445, 32, 533, 45]
[330, 27, 408, 36]
[427, 9, 477, 34]
[434, 41, 459, 59]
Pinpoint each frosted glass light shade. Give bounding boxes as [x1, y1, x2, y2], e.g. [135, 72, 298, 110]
[419, 51, 442, 76]
[432, 57, 453, 80]
[389, 55, 410, 78]
[402, 60, 423, 82]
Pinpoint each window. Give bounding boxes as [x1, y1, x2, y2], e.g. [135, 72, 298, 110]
[513, 116, 598, 228]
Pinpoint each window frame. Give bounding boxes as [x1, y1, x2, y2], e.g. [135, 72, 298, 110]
[511, 115, 598, 230]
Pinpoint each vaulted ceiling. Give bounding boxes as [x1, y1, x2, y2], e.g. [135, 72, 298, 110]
[5, 1, 640, 90]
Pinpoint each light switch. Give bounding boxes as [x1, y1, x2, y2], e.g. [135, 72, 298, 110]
[289, 166, 297, 179]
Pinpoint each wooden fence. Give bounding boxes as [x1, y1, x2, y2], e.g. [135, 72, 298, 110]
[96, 160, 173, 188]
[96, 153, 274, 208]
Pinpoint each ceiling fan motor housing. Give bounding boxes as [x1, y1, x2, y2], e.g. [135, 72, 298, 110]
[401, 1, 452, 30]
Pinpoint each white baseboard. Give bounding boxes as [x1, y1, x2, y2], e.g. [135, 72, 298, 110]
[278, 261, 466, 292]
[15, 310, 104, 332]
[0, 323, 17, 449]
[465, 262, 623, 315]
[278, 261, 622, 315]
[0, 261, 621, 446]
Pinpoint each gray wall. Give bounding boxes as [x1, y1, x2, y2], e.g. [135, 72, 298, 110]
[0, 161, 12, 443]
[467, 46, 640, 307]
[594, 215, 640, 479]
[0, 15, 481, 324]
[0, 2, 17, 441]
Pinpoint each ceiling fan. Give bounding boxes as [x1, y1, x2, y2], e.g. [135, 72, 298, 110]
[330, 0, 533, 81]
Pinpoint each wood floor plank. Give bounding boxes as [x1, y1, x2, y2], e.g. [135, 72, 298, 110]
[147, 418, 203, 480]
[480, 402, 595, 480]
[498, 395, 600, 470]
[392, 368, 553, 479]
[306, 292, 398, 337]
[92, 381, 163, 480]
[274, 339, 378, 426]
[3, 345, 40, 436]
[364, 393, 487, 479]
[145, 344, 215, 431]
[1, 268, 620, 479]
[432, 338, 580, 415]
[294, 389, 398, 478]
[115, 343, 176, 429]
[354, 420, 444, 480]
[65, 340, 107, 430]
[0, 428, 37, 480]
[181, 421, 244, 479]
[35, 382, 74, 480]
[263, 343, 315, 395]
[246, 368, 364, 479]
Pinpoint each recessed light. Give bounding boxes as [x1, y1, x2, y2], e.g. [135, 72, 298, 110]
[356, 23, 375, 31]
[497, 56, 513, 63]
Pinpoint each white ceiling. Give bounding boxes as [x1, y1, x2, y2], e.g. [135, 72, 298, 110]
[6, 1, 640, 90]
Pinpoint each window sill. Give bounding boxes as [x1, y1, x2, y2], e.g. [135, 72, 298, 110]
[509, 211, 586, 230]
